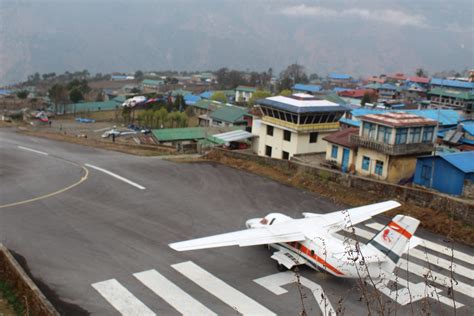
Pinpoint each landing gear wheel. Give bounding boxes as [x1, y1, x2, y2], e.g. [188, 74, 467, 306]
[277, 263, 288, 272]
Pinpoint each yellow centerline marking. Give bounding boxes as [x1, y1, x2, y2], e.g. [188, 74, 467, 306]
[0, 165, 89, 209]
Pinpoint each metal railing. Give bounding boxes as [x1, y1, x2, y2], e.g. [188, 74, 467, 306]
[350, 134, 434, 156]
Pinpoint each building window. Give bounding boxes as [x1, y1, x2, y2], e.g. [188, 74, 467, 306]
[377, 125, 392, 143]
[309, 132, 318, 143]
[283, 130, 291, 142]
[421, 165, 431, 180]
[331, 145, 338, 159]
[422, 127, 434, 143]
[267, 125, 274, 136]
[282, 151, 289, 160]
[410, 127, 421, 143]
[362, 156, 370, 171]
[265, 145, 272, 157]
[363, 122, 376, 138]
[375, 160, 384, 176]
[395, 128, 408, 144]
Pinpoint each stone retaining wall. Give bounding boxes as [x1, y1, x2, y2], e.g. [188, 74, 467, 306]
[0, 244, 59, 316]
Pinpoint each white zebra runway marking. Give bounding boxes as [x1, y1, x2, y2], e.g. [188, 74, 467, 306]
[92, 279, 155, 316]
[172, 261, 276, 316]
[134, 269, 216, 316]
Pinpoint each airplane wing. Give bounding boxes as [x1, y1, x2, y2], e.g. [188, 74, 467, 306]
[303, 201, 401, 233]
[169, 227, 305, 251]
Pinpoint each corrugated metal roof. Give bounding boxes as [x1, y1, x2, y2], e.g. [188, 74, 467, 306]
[431, 78, 474, 90]
[407, 76, 430, 84]
[212, 130, 254, 143]
[236, 86, 256, 93]
[151, 127, 206, 142]
[292, 84, 322, 93]
[142, 79, 164, 86]
[184, 94, 201, 105]
[258, 95, 350, 114]
[358, 112, 437, 127]
[440, 152, 474, 173]
[200, 91, 213, 99]
[328, 73, 352, 80]
[428, 88, 473, 100]
[461, 121, 474, 136]
[210, 106, 249, 123]
[351, 109, 460, 127]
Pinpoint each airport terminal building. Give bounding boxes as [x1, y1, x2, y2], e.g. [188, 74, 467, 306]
[254, 94, 349, 159]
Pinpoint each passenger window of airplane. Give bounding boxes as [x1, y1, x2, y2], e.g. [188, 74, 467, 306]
[310, 250, 314, 256]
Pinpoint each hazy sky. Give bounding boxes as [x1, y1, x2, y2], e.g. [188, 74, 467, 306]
[0, 0, 472, 85]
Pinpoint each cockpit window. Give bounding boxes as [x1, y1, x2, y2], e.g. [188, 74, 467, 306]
[269, 218, 276, 225]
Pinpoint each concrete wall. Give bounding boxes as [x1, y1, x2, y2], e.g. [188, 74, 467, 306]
[212, 148, 474, 225]
[257, 121, 330, 159]
[387, 156, 417, 183]
[325, 143, 356, 167]
[355, 147, 389, 180]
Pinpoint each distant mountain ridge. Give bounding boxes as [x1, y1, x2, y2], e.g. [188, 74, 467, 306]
[0, 0, 472, 85]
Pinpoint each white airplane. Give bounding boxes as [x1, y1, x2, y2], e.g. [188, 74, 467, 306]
[169, 201, 421, 279]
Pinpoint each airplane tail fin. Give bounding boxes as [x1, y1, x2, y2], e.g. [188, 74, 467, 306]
[367, 215, 420, 274]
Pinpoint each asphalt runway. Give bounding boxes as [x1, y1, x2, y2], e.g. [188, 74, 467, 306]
[0, 129, 473, 315]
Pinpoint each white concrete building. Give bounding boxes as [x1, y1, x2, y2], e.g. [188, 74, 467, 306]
[254, 94, 349, 160]
[235, 86, 256, 103]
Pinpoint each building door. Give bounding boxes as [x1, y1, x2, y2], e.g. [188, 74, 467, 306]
[341, 148, 350, 172]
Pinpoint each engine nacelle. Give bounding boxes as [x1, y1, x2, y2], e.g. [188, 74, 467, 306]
[245, 213, 293, 228]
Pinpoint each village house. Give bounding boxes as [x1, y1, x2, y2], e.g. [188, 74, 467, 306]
[141, 79, 164, 91]
[208, 106, 252, 128]
[253, 93, 349, 159]
[349, 112, 438, 183]
[235, 86, 256, 103]
[323, 128, 359, 172]
[413, 151, 474, 197]
[428, 88, 474, 113]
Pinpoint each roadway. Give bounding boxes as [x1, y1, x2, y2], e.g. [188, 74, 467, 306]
[0, 128, 472, 315]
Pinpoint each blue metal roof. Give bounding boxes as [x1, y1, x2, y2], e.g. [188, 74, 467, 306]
[430, 78, 474, 90]
[339, 117, 360, 127]
[258, 98, 350, 114]
[380, 83, 398, 90]
[292, 84, 322, 93]
[440, 152, 474, 173]
[462, 121, 474, 136]
[328, 73, 352, 80]
[0, 89, 12, 95]
[184, 94, 201, 105]
[333, 87, 349, 93]
[200, 91, 213, 99]
[351, 108, 460, 127]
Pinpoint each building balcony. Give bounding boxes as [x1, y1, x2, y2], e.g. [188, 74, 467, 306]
[350, 134, 434, 156]
[262, 116, 340, 132]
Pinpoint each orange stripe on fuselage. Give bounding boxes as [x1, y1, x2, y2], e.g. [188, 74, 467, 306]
[286, 242, 344, 276]
[388, 221, 412, 239]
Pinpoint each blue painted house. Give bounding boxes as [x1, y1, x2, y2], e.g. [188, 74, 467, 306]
[414, 152, 474, 196]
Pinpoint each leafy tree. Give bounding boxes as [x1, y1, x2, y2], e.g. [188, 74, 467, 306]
[67, 79, 90, 94]
[277, 77, 293, 92]
[248, 90, 272, 106]
[69, 88, 84, 103]
[134, 70, 144, 80]
[415, 68, 428, 78]
[309, 73, 319, 81]
[279, 89, 292, 96]
[174, 94, 186, 112]
[280, 63, 308, 84]
[122, 106, 132, 124]
[27, 72, 41, 84]
[96, 91, 105, 101]
[361, 93, 371, 106]
[16, 90, 29, 99]
[49, 84, 69, 113]
[130, 87, 141, 94]
[211, 91, 228, 103]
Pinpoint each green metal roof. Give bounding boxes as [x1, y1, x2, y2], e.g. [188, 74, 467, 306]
[428, 88, 474, 100]
[193, 99, 224, 110]
[151, 127, 206, 142]
[112, 95, 126, 103]
[210, 106, 249, 123]
[142, 79, 164, 86]
[236, 86, 256, 93]
[64, 100, 119, 113]
[322, 93, 346, 105]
